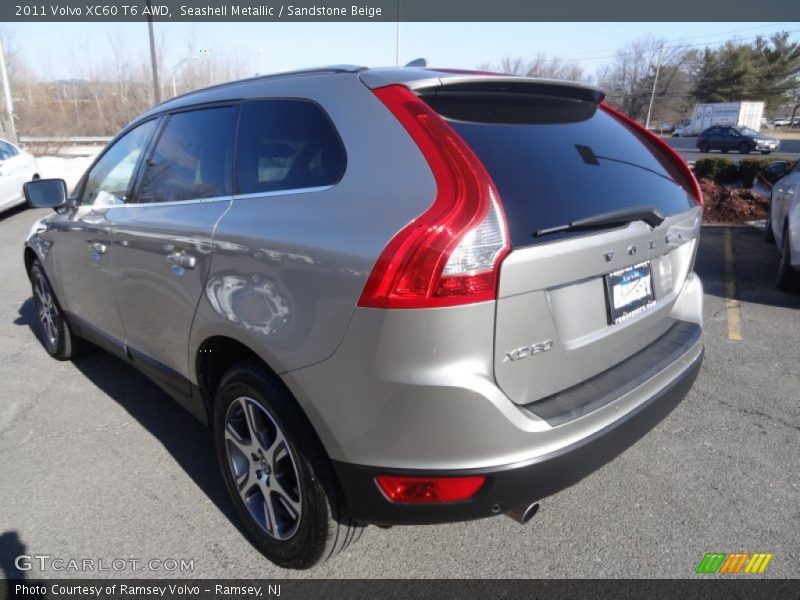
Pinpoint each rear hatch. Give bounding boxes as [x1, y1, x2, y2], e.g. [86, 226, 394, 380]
[418, 79, 701, 415]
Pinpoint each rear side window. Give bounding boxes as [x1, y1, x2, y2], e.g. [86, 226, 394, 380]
[138, 105, 237, 204]
[0, 141, 18, 158]
[425, 92, 695, 248]
[235, 99, 345, 195]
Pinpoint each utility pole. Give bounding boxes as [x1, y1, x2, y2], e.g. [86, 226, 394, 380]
[146, 0, 161, 104]
[395, 0, 400, 67]
[171, 56, 199, 97]
[645, 43, 664, 131]
[0, 38, 17, 142]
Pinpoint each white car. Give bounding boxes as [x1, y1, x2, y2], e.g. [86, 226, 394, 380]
[0, 139, 39, 213]
[766, 160, 800, 291]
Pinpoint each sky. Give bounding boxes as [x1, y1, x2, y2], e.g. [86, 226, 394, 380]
[4, 21, 799, 81]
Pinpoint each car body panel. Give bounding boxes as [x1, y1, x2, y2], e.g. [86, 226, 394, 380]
[771, 167, 800, 267]
[282, 274, 703, 469]
[24, 67, 704, 516]
[494, 207, 701, 404]
[187, 73, 436, 376]
[112, 198, 233, 384]
[44, 205, 125, 343]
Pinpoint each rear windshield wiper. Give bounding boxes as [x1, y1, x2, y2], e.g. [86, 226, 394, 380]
[534, 205, 666, 237]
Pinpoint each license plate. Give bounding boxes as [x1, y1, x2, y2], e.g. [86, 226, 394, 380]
[605, 261, 656, 324]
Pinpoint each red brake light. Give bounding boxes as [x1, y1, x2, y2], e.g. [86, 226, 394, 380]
[358, 85, 510, 309]
[600, 103, 703, 206]
[375, 475, 486, 503]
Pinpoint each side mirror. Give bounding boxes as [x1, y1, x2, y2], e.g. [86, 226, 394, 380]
[24, 178, 68, 210]
[760, 161, 789, 185]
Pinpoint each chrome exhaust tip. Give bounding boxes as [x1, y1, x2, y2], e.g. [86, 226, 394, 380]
[505, 501, 540, 525]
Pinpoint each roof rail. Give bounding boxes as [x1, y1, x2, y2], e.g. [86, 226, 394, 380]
[150, 64, 367, 111]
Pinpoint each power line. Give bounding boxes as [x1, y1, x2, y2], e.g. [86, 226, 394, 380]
[540, 22, 787, 59]
[521, 28, 800, 64]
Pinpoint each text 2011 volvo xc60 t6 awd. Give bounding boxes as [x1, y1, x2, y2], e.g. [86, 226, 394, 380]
[23, 65, 704, 569]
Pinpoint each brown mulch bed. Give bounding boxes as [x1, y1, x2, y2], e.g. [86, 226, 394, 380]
[700, 178, 770, 224]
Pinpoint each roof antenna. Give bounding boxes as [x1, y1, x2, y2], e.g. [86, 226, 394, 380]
[404, 58, 428, 68]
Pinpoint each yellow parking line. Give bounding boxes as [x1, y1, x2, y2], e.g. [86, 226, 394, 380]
[724, 229, 742, 341]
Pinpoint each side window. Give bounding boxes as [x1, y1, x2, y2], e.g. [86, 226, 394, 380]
[235, 99, 346, 195]
[138, 106, 236, 204]
[81, 120, 157, 207]
[0, 141, 17, 159]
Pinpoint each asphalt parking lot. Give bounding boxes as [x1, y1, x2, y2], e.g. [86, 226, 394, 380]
[0, 206, 798, 579]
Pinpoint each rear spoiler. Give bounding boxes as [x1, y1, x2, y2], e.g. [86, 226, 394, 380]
[359, 67, 605, 105]
[417, 80, 604, 105]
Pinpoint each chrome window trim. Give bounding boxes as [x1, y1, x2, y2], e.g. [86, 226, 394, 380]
[119, 195, 233, 208]
[112, 184, 331, 208]
[233, 185, 333, 201]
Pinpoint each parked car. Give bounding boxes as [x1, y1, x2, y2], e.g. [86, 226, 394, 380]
[759, 160, 794, 187]
[765, 159, 800, 291]
[0, 138, 39, 213]
[772, 116, 799, 128]
[22, 65, 705, 569]
[696, 126, 779, 154]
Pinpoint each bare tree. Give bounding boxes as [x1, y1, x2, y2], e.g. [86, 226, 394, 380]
[597, 36, 693, 122]
[524, 54, 588, 82]
[478, 54, 589, 83]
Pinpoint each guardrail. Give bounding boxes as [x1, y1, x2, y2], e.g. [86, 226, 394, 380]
[19, 136, 113, 144]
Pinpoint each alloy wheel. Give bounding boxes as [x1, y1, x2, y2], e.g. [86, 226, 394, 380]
[34, 271, 59, 347]
[224, 396, 303, 540]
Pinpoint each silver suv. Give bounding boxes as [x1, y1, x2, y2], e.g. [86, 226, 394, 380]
[23, 66, 705, 569]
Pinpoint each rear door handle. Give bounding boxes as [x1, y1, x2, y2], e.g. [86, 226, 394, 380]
[166, 251, 197, 269]
[90, 242, 107, 255]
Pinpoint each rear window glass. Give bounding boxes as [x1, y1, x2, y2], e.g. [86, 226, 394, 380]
[139, 106, 236, 204]
[235, 99, 346, 195]
[425, 93, 694, 248]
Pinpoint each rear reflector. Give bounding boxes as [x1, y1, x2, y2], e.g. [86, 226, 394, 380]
[357, 84, 510, 309]
[600, 103, 703, 206]
[375, 475, 486, 504]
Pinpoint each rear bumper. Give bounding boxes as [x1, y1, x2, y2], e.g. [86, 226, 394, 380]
[333, 346, 703, 525]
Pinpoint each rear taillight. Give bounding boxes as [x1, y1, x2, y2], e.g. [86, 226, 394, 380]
[375, 475, 486, 503]
[600, 103, 703, 206]
[357, 85, 510, 309]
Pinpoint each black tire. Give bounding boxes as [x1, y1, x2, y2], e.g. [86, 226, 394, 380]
[698, 141, 709, 153]
[738, 142, 751, 154]
[29, 260, 91, 360]
[213, 361, 363, 569]
[761, 151, 771, 155]
[721, 148, 729, 154]
[764, 207, 775, 243]
[776, 227, 800, 292]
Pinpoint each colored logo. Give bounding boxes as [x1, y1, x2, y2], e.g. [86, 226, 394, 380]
[696, 552, 773, 574]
